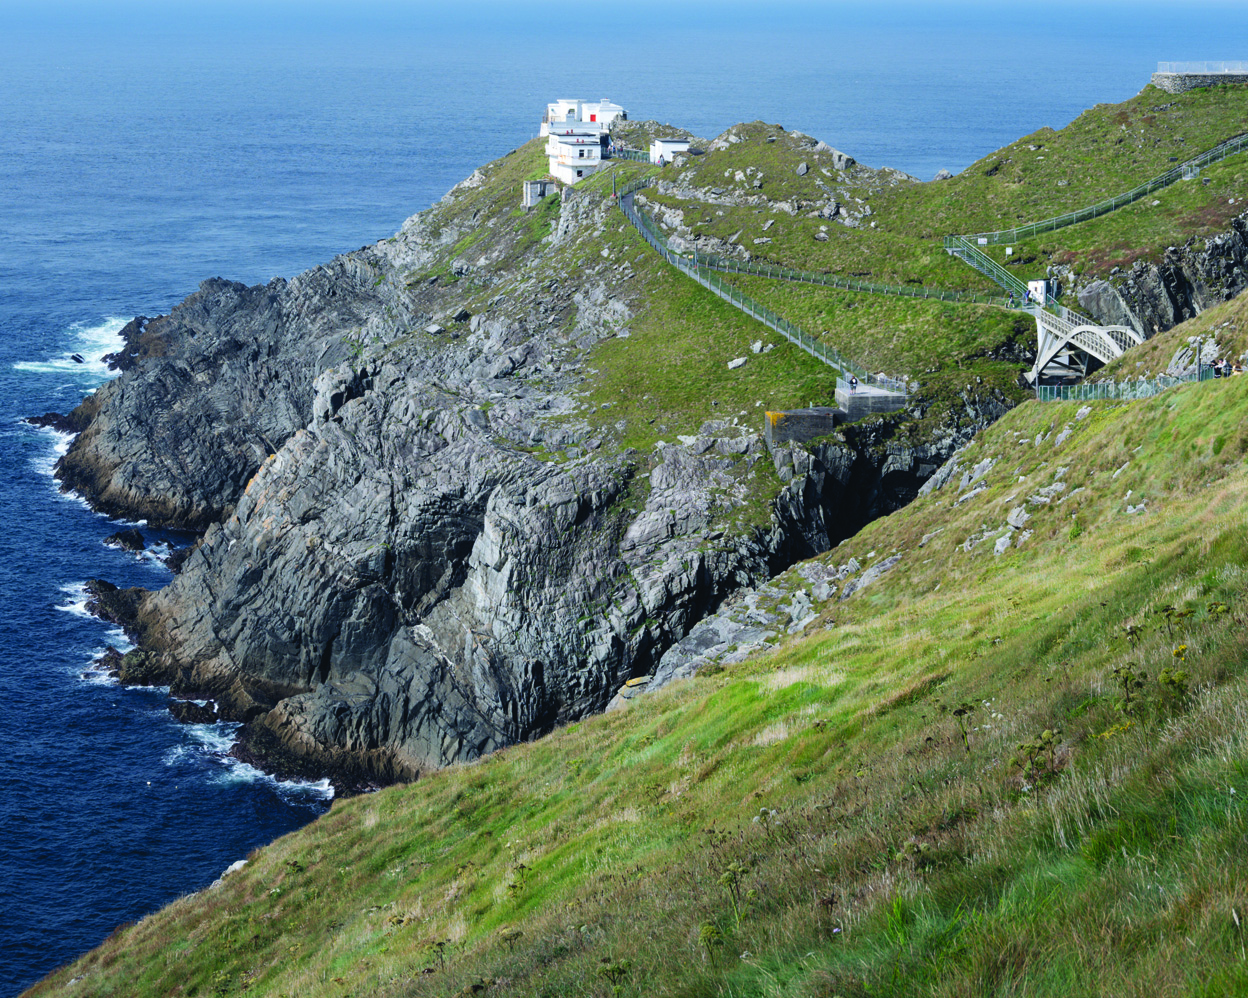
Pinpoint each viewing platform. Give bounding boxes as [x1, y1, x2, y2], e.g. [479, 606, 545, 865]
[1151, 61, 1248, 93]
[834, 377, 909, 420]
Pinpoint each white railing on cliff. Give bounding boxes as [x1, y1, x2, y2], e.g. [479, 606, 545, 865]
[1157, 61, 1248, 74]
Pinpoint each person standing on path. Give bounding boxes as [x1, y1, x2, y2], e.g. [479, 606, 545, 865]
[849, 375, 858, 395]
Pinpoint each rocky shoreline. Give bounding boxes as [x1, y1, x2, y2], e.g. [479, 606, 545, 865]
[52, 133, 1247, 796]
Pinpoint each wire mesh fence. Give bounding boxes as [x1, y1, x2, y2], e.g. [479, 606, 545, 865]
[1035, 366, 1230, 402]
[618, 184, 908, 395]
[694, 249, 1008, 305]
[962, 131, 1248, 246]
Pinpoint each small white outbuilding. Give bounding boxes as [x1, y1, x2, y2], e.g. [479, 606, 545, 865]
[650, 137, 690, 166]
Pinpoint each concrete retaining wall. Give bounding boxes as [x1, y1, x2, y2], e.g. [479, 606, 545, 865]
[764, 407, 843, 448]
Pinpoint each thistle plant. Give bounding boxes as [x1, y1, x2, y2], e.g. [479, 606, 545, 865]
[1111, 663, 1147, 713]
[1010, 727, 1062, 782]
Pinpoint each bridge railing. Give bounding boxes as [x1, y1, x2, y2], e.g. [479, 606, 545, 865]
[963, 130, 1248, 245]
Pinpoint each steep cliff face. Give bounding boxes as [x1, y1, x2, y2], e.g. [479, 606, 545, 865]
[57, 231, 437, 529]
[1076, 211, 1248, 336]
[55, 139, 1018, 789]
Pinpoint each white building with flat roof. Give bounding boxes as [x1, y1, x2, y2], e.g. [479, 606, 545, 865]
[650, 137, 690, 166]
[547, 128, 602, 184]
[541, 98, 628, 184]
[540, 98, 628, 136]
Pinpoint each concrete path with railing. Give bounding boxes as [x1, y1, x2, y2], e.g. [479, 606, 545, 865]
[614, 125, 1245, 389]
[945, 130, 1247, 380]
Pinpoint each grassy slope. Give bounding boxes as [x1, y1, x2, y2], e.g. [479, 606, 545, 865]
[646, 84, 1248, 294]
[1096, 290, 1248, 379]
[29, 91, 1248, 998]
[975, 152, 1248, 284]
[35, 341, 1248, 998]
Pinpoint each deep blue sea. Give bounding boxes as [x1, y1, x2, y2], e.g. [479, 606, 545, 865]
[2, 1, 1246, 992]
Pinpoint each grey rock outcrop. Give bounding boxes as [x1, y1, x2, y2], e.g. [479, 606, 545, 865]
[54, 138, 1017, 791]
[1076, 211, 1248, 335]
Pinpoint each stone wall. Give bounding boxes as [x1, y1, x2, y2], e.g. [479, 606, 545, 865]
[764, 407, 843, 447]
[1151, 72, 1248, 94]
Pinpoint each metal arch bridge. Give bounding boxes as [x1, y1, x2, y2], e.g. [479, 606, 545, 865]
[1030, 304, 1144, 381]
[943, 235, 1145, 382]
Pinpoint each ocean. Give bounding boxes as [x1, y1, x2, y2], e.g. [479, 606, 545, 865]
[2, 1, 1246, 991]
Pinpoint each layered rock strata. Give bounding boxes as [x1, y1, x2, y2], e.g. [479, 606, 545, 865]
[54, 143, 1011, 790]
[1075, 211, 1248, 335]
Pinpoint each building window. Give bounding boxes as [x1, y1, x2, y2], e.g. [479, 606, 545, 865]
[577, 170, 583, 177]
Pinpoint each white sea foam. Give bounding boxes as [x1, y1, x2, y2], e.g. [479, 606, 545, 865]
[164, 720, 334, 800]
[55, 582, 92, 618]
[80, 659, 119, 686]
[25, 424, 75, 479]
[215, 759, 335, 801]
[12, 316, 127, 379]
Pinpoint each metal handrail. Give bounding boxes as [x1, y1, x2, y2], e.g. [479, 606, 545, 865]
[618, 184, 907, 394]
[944, 236, 1030, 298]
[964, 131, 1248, 245]
[693, 249, 1009, 306]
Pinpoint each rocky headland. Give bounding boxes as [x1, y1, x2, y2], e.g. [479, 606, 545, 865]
[41, 132, 1019, 791]
[56, 115, 1248, 792]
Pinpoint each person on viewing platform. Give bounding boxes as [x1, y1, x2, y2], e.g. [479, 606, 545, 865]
[849, 375, 859, 394]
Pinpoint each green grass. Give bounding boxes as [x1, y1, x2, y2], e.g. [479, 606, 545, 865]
[34, 367, 1248, 998]
[975, 150, 1248, 285]
[719, 273, 1032, 376]
[644, 84, 1248, 297]
[28, 83, 1248, 998]
[877, 82, 1248, 237]
[579, 261, 841, 451]
[1096, 289, 1248, 379]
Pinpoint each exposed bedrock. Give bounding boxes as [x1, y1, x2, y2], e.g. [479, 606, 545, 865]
[1076, 211, 1248, 335]
[57, 175, 1012, 790]
[55, 241, 433, 529]
[128, 372, 840, 785]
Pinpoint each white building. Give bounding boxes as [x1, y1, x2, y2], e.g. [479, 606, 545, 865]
[650, 137, 690, 166]
[547, 126, 603, 184]
[540, 99, 628, 136]
[541, 99, 628, 185]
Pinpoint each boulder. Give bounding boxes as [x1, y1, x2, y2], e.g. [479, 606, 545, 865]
[104, 528, 146, 552]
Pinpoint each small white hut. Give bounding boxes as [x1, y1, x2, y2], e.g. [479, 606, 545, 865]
[650, 137, 690, 166]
